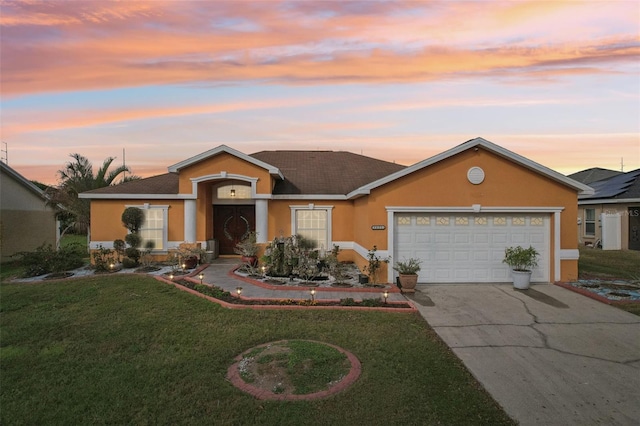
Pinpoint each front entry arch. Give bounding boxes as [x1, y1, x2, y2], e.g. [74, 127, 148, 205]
[214, 205, 256, 255]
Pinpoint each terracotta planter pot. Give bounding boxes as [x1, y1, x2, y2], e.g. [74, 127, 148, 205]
[183, 256, 198, 269]
[241, 256, 258, 267]
[399, 274, 418, 293]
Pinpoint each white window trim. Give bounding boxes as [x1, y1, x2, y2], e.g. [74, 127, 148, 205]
[125, 204, 169, 252]
[584, 208, 596, 237]
[290, 204, 334, 249]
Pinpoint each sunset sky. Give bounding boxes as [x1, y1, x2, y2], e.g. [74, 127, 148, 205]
[1, 0, 638, 185]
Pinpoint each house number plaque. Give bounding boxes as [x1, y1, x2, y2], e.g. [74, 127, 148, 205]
[371, 225, 386, 230]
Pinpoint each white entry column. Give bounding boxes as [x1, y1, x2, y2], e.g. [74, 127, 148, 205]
[255, 199, 268, 243]
[184, 199, 197, 242]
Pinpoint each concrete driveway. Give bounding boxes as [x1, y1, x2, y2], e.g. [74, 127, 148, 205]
[410, 284, 640, 426]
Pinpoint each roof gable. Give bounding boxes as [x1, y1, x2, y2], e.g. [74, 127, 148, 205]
[168, 145, 283, 179]
[0, 162, 47, 200]
[348, 137, 594, 197]
[568, 167, 623, 185]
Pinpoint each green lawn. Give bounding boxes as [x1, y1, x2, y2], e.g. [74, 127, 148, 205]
[1, 275, 514, 425]
[578, 247, 640, 316]
[578, 246, 640, 280]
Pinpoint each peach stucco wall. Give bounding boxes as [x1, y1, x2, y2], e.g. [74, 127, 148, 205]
[90, 199, 185, 242]
[176, 153, 273, 195]
[350, 148, 580, 281]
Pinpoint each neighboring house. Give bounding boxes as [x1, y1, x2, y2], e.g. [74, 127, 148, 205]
[0, 162, 59, 262]
[569, 168, 640, 250]
[80, 137, 592, 283]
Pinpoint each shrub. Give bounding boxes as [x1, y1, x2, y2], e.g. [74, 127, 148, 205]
[122, 257, 137, 268]
[121, 207, 144, 233]
[92, 245, 116, 272]
[18, 243, 86, 277]
[113, 239, 125, 261]
[125, 247, 140, 264]
[124, 233, 142, 249]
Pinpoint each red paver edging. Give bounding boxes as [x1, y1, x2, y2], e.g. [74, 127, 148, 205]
[154, 275, 417, 312]
[228, 267, 401, 293]
[554, 281, 640, 305]
[226, 340, 361, 401]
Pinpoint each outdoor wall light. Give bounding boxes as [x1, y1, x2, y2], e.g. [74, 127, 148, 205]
[230, 188, 236, 198]
[198, 273, 204, 284]
[382, 290, 389, 304]
[236, 287, 243, 297]
[310, 288, 316, 301]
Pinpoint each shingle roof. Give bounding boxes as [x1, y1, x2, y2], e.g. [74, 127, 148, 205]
[249, 151, 406, 194]
[578, 168, 640, 200]
[83, 173, 179, 195]
[568, 167, 623, 184]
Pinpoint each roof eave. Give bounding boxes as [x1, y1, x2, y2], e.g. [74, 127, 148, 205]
[0, 162, 49, 200]
[578, 197, 640, 205]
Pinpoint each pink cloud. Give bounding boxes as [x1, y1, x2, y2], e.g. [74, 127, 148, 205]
[1, 1, 638, 96]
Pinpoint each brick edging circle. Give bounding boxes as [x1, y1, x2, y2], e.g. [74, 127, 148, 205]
[226, 340, 361, 401]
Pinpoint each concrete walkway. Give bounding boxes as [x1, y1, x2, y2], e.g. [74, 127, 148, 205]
[410, 284, 640, 426]
[199, 258, 406, 303]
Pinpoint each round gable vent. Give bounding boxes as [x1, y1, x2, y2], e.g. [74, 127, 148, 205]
[467, 167, 485, 185]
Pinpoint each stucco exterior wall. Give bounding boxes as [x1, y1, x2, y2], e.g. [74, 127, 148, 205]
[90, 199, 185, 243]
[577, 204, 636, 250]
[350, 148, 580, 281]
[177, 153, 273, 195]
[1, 170, 57, 261]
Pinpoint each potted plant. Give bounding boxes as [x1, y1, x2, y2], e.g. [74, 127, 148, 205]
[235, 231, 259, 267]
[503, 245, 539, 290]
[393, 258, 421, 293]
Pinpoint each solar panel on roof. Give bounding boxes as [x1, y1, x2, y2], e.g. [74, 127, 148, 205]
[581, 169, 640, 199]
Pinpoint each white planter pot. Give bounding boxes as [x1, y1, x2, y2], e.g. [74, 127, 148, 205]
[511, 270, 532, 290]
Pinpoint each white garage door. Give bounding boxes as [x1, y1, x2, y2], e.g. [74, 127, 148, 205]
[394, 213, 550, 283]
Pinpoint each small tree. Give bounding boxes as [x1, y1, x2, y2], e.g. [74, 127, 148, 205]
[363, 246, 390, 284]
[122, 207, 144, 233]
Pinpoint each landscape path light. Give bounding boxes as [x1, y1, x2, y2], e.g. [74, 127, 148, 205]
[198, 273, 204, 284]
[382, 290, 389, 304]
[310, 288, 316, 302]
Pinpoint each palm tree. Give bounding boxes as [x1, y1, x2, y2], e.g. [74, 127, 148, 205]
[47, 154, 133, 236]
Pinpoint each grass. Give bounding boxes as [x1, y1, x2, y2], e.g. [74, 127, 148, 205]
[578, 247, 640, 316]
[578, 247, 640, 280]
[0, 275, 514, 425]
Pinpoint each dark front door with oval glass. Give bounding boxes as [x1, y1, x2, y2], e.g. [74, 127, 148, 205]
[213, 205, 256, 255]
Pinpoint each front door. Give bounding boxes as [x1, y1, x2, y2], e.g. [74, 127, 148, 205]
[213, 205, 256, 255]
[629, 207, 640, 251]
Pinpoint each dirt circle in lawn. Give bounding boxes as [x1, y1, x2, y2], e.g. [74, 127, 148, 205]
[227, 340, 361, 400]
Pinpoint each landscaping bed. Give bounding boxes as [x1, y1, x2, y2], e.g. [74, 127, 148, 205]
[170, 278, 413, 309]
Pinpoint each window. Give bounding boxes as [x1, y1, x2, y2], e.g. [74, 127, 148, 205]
[217, 184, 251, 199]
[291, 206, 332, 250]
[127, 205, 168, 250]
[585, 209, 595, 236]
